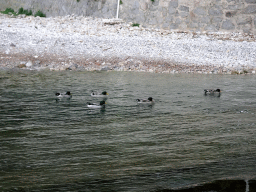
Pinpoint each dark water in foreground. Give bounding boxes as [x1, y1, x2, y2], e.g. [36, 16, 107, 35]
[0, 70, 255, 191]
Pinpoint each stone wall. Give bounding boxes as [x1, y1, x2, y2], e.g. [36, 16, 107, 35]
[0, 0, 256, 35]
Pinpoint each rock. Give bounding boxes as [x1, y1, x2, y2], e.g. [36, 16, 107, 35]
[34, 60, 41, 67]
[26, 60, 33, 67]
[17, 64, 26, 68]
[101, 66, 111, 71]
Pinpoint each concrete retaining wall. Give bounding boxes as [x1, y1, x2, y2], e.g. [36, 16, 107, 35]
[0, 0, 256, 34]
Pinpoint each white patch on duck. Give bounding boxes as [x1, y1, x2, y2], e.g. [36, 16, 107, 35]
[87, 100, 106, 108]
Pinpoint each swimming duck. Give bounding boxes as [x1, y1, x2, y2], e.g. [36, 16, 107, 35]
[87, 101, 106, 108]
[136, 97, 154, 104]
[204, 89, 221, 95]
[55, 91, 72, 98]
[91, 91, 109, 97]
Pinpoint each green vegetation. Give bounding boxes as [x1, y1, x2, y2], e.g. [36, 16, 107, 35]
[0, 7, 46, 17]
[132, 23, 140, 27]
[151, 0, 155, 2]
[120, 0, 123, 4]
[1, 8, 17, 15]
[18, 7, 32, 16]
[34, 10, 46, 17]
[77, 0, 80, 2]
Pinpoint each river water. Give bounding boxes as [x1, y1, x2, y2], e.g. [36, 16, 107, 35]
[0, 70, 255, 191]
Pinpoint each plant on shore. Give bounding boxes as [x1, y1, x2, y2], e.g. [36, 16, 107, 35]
[18, 7, 32, 16]
[0, 8, 17, 15]
[151, 0, 155, 2]
[132, 23, 140, 27]
[120, 0, 123, 4]
[77, 0, 80, 2]
[0, 7, 46, 17]
[34, 10, 46, 17]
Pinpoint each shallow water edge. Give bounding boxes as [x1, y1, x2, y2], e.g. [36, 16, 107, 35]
[0, 53, 255, 75]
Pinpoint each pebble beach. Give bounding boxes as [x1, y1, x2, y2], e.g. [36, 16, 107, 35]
[0, 13, 256, 74]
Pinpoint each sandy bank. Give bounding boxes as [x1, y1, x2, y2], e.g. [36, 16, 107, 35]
[0, 13, 256, 74]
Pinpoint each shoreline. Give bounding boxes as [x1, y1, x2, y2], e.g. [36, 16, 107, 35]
[0, 13, 256, 74]
[1, 53, 255, 75]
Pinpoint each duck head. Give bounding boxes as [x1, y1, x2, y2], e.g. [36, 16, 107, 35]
[102, 91, 109, 95]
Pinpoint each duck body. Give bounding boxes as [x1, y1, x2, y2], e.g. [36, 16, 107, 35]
[55, 91, 72, 98]
[87, 101, 106, 108]
[204, 89, 221, 95]
[91, 91, 109, 97]
[136, 97, 154, 104]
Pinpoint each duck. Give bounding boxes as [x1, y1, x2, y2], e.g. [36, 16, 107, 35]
[86, 100, 106, 109]
[204, 89, 221, 95]
[55, 91, 72, 98]
[91, 91, 109, 97]
[136, 97, 154, 104]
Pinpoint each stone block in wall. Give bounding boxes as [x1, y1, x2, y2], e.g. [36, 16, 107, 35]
[175, 18, 182, 24]
[201, 16, 210, 23]
[228, 4, 245, 11]
[168, 7, 177, 15]
[242, 5, 256, 14]
[212, 17, 223, 24]
[225, 11, 237, 17]
[160, 7, 168, 16]
[221, 19, 235, 30]
[149, 17, 158, 25]
[136, 14, 146, 24]
[140, 2, 148, 11]
[159, 0, 169, 7]
[209, 6, 223, 16]
[245, 0, 256, 4]
[133, 1, 140, 11]
[169, 23, 179, 29]
[240, 24, 252, 33]
[237, 16, 252, 25]
[188, 22, 199, 29]
[180, 11, 189, 18]
[179, 6, 189, 12]
[205, 24, 218, 31]
[169, 0, 178, 8]
[193, 7, 207, 15]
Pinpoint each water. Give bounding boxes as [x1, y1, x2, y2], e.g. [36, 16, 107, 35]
[0, 70, 256, 191]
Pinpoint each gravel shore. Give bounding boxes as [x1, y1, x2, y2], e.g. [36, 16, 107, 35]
[1, 13, 256, 74]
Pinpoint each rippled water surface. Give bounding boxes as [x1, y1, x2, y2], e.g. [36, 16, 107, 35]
[0, 70, 256, 191]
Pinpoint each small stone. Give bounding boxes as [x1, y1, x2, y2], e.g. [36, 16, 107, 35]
[26, 60, 33, 67]
[17, 64, 26, 68]
[101, 66, 111, 71]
